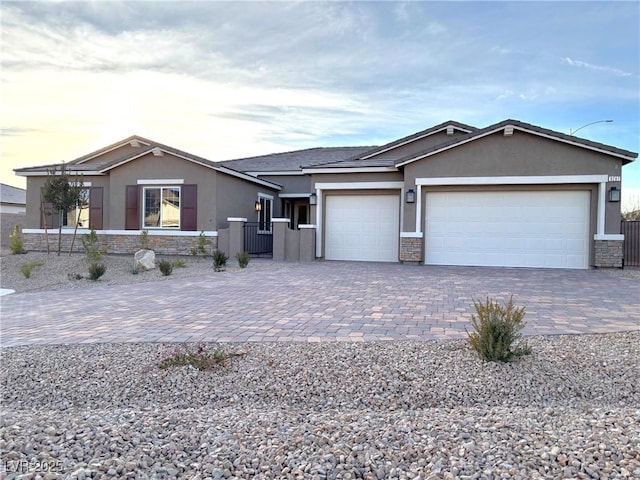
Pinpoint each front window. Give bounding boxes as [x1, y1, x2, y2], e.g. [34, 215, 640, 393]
[258, 194, 272, 233]
[143, 186, 180, 228]
[63, 189, 89, 228]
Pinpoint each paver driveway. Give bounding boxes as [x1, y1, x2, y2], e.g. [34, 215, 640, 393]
[1, 261, 638, 347]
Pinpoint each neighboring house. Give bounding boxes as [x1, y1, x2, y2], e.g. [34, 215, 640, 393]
[1, 183, 27, 248]
[15, 119, 637, 268]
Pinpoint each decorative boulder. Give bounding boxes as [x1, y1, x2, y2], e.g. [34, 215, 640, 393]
[134, 249, 156, 271]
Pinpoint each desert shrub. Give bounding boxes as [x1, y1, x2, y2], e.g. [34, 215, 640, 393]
[236, 251, 250, 268]
[190, 231, 210, 258]
[82, 228, 104, 263]
[9, 225, 26, 254]
[20, 261, 44, 279]
[139, 230, 151, 250]
[467, 295, 531, 362]
[213, 249, 228, 272]
[88, 262, 106, 281]
[159, 344, 245, 371]
[172, 258, 186, 268]
[157, 259, 174, 276]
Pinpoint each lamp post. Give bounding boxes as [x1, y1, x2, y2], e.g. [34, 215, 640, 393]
[569, 119, 613, 136]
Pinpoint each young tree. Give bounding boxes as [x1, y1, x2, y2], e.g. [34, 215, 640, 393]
[42, 163, 87, 255]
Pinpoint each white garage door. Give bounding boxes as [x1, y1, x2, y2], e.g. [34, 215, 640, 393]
[325, 195, 399, 262]
[425, 191, 590, 269]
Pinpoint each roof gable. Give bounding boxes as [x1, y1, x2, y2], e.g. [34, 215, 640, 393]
[69, 135, 153, 165]
[354, 121, 476, 162]
[395, 119, 638, 167]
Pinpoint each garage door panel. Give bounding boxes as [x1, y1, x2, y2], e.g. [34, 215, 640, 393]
[326, 195, 399, 262]
[425, 191, 589, 269]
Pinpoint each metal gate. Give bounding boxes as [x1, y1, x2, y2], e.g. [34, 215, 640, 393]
[621, 220, 640, 267]
[244, 222, 273, 256]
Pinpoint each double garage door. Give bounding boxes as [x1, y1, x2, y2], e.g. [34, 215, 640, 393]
[425, 191, 590, 269]
[324, 190, 590, 269]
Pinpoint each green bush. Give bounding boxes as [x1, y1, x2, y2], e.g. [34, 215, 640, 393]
[9, 225, 26, 254]
[88, 262, 106, 281]
[213, 249, 228, 272]
[82, 228, 104, 263]
[157, 259, 174, 276]
[172, 258, 186, 268]
[467, 296, 531, 362]
[139, 230, 151, 250]
[20, 261, 44, 279]
[190, 231, 210, 258]
[159, 344, 245, 370]
[236, 251, 250, 268]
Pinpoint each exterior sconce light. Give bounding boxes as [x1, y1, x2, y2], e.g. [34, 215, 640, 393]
[309, 193, 317, 205]
[254, 200, 262, 211]
[609, 186, 620, 202]
[406, 188, 415, 203]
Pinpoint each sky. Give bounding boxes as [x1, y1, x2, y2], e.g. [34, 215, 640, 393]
[2, 1, 639, 209]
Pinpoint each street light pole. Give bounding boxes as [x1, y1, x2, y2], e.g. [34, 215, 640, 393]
[569, 119, 613, 136]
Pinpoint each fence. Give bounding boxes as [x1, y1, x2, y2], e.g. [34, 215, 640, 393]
[621, 220, 640, 267]
[244, 222, 273, 256]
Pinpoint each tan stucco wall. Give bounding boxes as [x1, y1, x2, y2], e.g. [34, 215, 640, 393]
[259, 174, 311, 194]
[312, 171, 404, 185]
[403, 131, 623, 235]
[216, 173, 280, 229]
[108, 152, 218, 230]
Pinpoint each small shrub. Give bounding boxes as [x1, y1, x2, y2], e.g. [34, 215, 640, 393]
[172, 258, 186, 268]
[213, 249, 228, 272]
[139, 230, 151, 250]
[236, 251, 250, 268]
[88, 262, 106, 281]
[82, 228, 104, 263]
[20, 261, 44, 279]
[159, 344, 245, 371]
[467, 295, 531, 362]
[157, 259, 174, 276]
[190, 231, 210, 258]
[9, 225, 26, 254]
[131, 267, 139, 275]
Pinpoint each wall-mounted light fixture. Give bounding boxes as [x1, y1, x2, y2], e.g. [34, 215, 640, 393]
[609, 186, 620, 202]
[254, 200, 262, 211]
[309, 193, 317, 205]
[406, 188, 415, 204]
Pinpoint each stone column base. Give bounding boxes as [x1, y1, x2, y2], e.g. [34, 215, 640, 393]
[594, 240, 623, 268]
[400, 236, 422, 263]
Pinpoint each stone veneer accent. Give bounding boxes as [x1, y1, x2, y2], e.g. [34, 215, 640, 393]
[400, 236, 423, 263]
[594, 240, 623, 268]
[23, 232, 218, 256]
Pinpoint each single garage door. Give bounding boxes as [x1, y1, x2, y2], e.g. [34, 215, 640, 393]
[325, 194, 400, 262]
[425, 190, 590, 269]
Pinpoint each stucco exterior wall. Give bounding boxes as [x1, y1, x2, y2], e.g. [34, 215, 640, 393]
[403, 131, 623, 235]
[258, 174, 311, 194]
[312, 171, 404, 185]
[216, 173, 280, 229]
[108, 152, 218, 230]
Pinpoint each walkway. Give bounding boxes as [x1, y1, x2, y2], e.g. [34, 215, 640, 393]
[1, 262, 638, 347]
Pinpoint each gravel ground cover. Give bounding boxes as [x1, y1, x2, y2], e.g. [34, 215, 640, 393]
[0, 251, 273, 294]
[1, 333, 639, 479]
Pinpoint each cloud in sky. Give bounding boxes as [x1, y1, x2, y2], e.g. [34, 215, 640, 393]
[1, 0, 639, 196]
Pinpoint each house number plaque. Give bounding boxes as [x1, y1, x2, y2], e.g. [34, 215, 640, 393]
[608, 176, 621, 182]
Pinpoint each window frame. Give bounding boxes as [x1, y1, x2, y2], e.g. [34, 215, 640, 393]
[142, 185, 182, 229]
[62, 188, 90, 229]
[257, 193, 273, 234]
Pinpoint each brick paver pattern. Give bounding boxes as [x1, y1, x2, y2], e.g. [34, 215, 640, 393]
[1, 261, 638, 347]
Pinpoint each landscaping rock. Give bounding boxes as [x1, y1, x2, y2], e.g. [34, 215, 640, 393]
[134, 249, 156, 271]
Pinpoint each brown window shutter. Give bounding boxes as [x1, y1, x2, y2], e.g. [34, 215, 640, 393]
[40, 187, 60, 228]
[125, 185, 140, 230]
[89, 187, 103, 230]
[181, 184, 197, 231]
